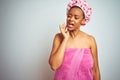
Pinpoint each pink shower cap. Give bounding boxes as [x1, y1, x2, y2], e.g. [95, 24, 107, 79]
[67, 0, 92, 25]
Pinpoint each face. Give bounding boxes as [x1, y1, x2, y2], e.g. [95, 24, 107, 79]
[66, 7, 85, 31]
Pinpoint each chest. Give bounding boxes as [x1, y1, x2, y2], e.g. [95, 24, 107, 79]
[66, 37, 90, 48]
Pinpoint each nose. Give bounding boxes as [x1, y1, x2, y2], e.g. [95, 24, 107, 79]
[69, 16, 74, 21]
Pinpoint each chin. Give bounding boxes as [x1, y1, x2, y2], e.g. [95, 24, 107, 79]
[67, 28, 75, 32]
[67, 25, 79, 32]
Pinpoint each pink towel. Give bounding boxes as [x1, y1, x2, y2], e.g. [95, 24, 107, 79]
[54, 48, 93, 80]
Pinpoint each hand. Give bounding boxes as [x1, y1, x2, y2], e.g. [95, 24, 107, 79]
[59, 24, 70, 40]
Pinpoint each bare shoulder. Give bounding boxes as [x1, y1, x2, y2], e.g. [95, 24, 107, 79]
[87, 34, 96, 46]
[55, 33, 63, 41]
[81, 31, 97, 47]
[55, 33, 63, 38]
[81, 31, 96, 41]
[88, 34, 96, 43]
[82, 32, 94, 39]
[54, 33, 63, 42]
[86, 34, 97, 49]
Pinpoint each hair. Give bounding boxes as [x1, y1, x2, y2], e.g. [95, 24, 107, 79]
[69, 6, 85, 19]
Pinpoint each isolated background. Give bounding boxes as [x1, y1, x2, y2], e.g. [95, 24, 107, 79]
[0, 0, 120, 80]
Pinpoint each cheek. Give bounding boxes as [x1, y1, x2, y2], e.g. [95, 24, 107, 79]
[66, 18, 68, 21]
[66, 18, 69, 22]
[75, 20, 81, 25]
[78, 19, 84, 24]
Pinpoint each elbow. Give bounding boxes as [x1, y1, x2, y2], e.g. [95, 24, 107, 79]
[49, 59, 59, 71]
[50, 65, 58, 71]
[49, 63, 58, 71]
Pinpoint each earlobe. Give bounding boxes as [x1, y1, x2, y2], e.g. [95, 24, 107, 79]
[81, 19, 86, 25]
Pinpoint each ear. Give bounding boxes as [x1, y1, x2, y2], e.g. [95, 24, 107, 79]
[81, 19, 86, 25]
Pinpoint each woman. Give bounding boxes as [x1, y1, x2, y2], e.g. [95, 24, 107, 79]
[49, 0, 100, 80]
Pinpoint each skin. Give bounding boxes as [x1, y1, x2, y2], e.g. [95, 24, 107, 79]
[49, 7, 101, 80]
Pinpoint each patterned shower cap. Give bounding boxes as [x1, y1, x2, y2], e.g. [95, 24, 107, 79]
[67, 0, 92, 25]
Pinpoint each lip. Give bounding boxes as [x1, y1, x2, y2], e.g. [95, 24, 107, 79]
[67, 24, 73, 28]
[67, 22, 74, 28]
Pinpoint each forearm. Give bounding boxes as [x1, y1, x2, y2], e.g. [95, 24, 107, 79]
[49, 38, 68, 70]
[93, 69, 101, 80]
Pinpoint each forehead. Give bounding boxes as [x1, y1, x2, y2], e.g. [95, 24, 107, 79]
[68, 7, 83, 16]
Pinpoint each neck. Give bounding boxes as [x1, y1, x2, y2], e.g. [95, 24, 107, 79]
[69, 29, 81, 38]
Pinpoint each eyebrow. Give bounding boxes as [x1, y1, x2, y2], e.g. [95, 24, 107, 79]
[74, 15, 80, 17]
[68, 14, 80, 16]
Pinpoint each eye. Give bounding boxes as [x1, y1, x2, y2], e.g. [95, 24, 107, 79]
[74, 15, 80, 20]
[75, 16, 79, 19]
[67, 15, 71, 18]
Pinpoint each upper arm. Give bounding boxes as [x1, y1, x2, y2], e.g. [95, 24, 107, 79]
[90, 36, 101, 80]
[50, 33, 62, 56]
[90, 36, 99, 69]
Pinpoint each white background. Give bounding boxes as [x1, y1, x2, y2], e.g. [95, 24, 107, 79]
[0, 0, 120, 80]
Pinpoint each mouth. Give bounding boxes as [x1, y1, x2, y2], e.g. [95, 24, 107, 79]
[67, 22, 74, 28]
